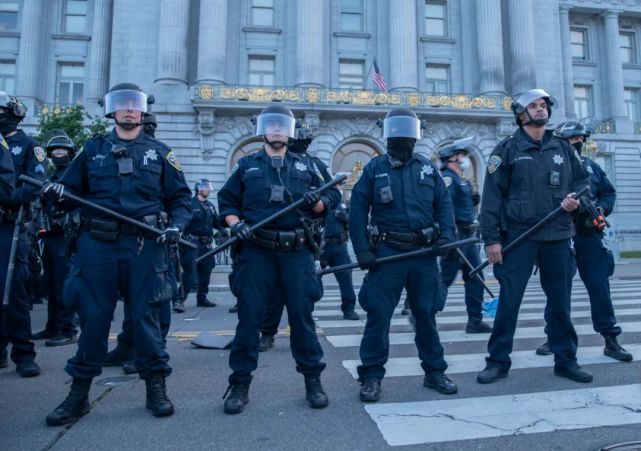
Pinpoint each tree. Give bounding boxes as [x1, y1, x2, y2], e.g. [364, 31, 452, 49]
[36, 105, 110, 148]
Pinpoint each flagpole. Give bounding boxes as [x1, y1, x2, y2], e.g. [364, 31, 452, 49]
[366, 58, 375, 90]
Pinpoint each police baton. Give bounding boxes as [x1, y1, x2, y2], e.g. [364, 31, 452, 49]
[3, 205, 23, 306]
[454, 247, 496, 299]
[19, 175, 198, 250]
[320, 237, 478, 276]
[469, 186, 590, 278]
[195, 174, 348, 262]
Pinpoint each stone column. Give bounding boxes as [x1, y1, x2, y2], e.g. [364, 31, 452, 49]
[389, 0, 418, 90]
[602, 10, 626, 119]
[197, 0, 228, 84]
[558, 6, 575, 118]
[87, 0, 113, 103]
[295, 0, 325, 87]
[476, 0, 505, 94]
[15, 0, 43, 100]
[507, 0, 536, 94]
[156, 0, 190, 84]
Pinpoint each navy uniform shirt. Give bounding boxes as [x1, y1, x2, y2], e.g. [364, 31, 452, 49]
[0, 135, 15, 203]
[218, 148, 340, 230]
[349, 153, 455, 254]
[576, 155, 616, 234]
[325, 202, 349, 239]
[185, 196, 222, 237]
[4, 129, 46, 208]
[60, 129, 192, 230]
[479, 128, 588, 245]
[441, 167, 475, 225]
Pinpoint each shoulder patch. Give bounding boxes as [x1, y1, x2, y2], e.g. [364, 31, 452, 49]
[34, 146, 46, 163]
[0, 137, 7, 151]
[165, 150, 182, 171]
[443, 176, 453, 187]
[487, 155, 502, 174]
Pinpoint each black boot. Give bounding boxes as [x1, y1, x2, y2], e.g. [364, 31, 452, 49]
[604, 335, 633, 362]
[359, 377, 382, 403]
[102, 344, 134, 367]
[45, 333, 78, 347]
[172, 300, 186, 313]
[32, 329, 57, 340]
[46, 378, 92, 426]
[342, 310, 360, 320]
[554, 364, 593, 383]
[257, 335, 275, 352]
[423, 371, 458, 394]
[122, 360, 138, 375]
[223, 384, 249, 414]
[145, 372, 175, 417]
[16, 361, 41, 378]
[465, 317, 492, 334]
[304, 376, 329, 409]
[536, 341, 552, 356]
[477, 367, 508, 384]
[197, 298, 217, 308]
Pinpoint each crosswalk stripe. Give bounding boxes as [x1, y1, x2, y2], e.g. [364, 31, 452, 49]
[364, 384, 641, 446]
[341, 343, 641, 379]
[325, 320, 641, 347]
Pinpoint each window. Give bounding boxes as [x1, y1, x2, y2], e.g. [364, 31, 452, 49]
[425, 64, 449, 94]
[340, 0, 363, 31]
[63, 0, 88, 33]
[0, 1, 18, 31]
[425, 1, 446, 37]
[338, 59, 364, 90]
[0, 60, 15, 93]
[624, 88, 639, 122]
[251, 0, 274, 27]
[570, 28, 588, 60]
[56, 63, 84, 105]
[573, 85, 593, 119]
[248, 55, 275, 86]
[620, 32, 636, 64]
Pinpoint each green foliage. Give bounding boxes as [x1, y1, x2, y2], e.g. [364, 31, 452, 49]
[36, 105, 110, 148]
[620, 251, 641, 259]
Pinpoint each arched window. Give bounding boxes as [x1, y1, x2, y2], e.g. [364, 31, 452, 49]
[332, 140, 383, 202]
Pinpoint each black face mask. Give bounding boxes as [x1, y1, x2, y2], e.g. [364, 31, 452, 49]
[264, 136, 287, 150]
[572, 141, 584, 153]
[0, 117, 20, 135]
[51, 154, 72, 167]
[143, 124, 156, 137]
[387, 138, 416, 163]
[287, 139, 310, 154]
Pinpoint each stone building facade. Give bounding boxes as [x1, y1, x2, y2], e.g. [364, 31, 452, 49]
[2, 0, 641, 248]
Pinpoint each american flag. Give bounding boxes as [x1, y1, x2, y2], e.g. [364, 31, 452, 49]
[372, 59, 388, 92]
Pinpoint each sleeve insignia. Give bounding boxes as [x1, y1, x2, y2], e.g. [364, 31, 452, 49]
[443, 176, 453, 187]
[166, 150, 182, 171]
[34, 146, 46, 163]
[487, 155, 502, 174]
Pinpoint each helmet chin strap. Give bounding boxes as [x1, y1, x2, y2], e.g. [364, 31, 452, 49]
[522, 110, 548, 127]
[264, 136, 287, 149]
[115, 119, 142, 131]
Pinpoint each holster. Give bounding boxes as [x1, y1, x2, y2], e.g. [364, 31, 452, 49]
[254, 228, 305, 251]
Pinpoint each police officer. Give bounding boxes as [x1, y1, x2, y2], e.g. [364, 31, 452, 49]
[142, 113, 157, 137]
[477, 89, 592, 384]
[350, 108, 457, 402]
[437, 142, 492, 333]
[173, 179, 222, 312]
[534, 121, 631, 362]
[31, 131, 79, 346]
[256, 121, 352, 354]
[0, 91, 45, 377]
[43, 83, 192, 425]
[218, 105, 339, 414]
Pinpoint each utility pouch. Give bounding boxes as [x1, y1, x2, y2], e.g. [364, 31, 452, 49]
[89, 218, 119, 241]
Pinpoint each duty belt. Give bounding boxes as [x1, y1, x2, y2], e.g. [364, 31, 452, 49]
[253, 227, 305, 251]
[186, 234, 214, 244]
[324, 236, 347, 245]
[456, 222, 478, 235]
[82, 214, 163, 241]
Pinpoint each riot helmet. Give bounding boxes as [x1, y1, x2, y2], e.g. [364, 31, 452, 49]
[255, 105, 295, 150]
[142, 113, 157, 137]
[104, 83, 148, 131]
[194, 178, 213, 197]
[510, 88, 556, 127]
[288, 120, 316, 154]
[382, 108, 422, 140]
[0, 91, 27, 134]
[555, 121, 590, 153]
[45, 130, 76, 166]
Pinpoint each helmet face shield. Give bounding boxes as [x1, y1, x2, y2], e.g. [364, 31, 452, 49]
[104, 90, 148, 116]
[0, 91, 10, 108]
[196, 180, 213, 192]
[383, 116, 421, 139]
[255, 113, 296, 138]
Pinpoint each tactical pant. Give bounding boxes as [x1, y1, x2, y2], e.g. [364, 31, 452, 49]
[42, 234, 77, 337]
[357, 244, 447, 380]
[65, 233, 171, 380]
[320, 242, 356, 313]
[0, 223, 36, 364]
[487, 237, 578, 371]
[116, 298, 172, 350]
[439, 231, 484, 318]
[181, 240, 215, 303]
[260, 286, 285, 338]
[228, 242, 325, 385]
[574, 232, 620, 337]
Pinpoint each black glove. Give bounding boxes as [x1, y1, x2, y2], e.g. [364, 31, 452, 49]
[42, 182, 65, 203]
[356, 250, 377, 270]
[158, 226, 181, 245]
[472, 192, 481, 206]
[431, 238, 451, 257]
[230, 221, 253, 241]
[303, 190, 321, 208]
